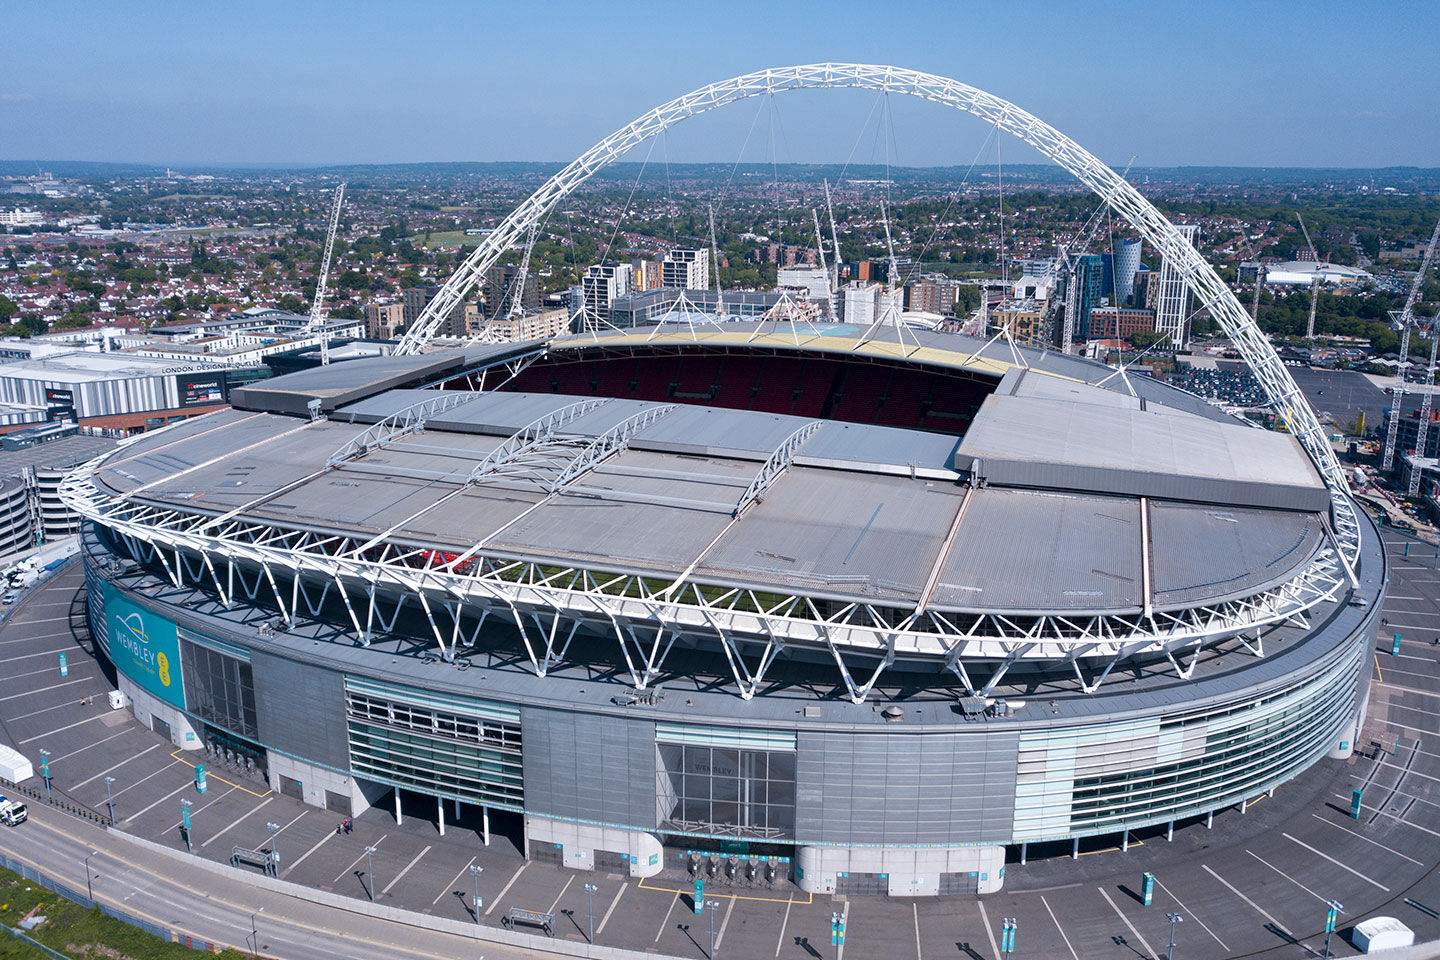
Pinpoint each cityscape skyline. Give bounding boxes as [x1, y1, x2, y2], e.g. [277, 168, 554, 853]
[3, 0, 1438, 168]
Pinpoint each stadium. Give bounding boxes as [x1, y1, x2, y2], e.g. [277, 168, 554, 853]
[65, 320, 1383, 897]
[62, 65, 1384, 898]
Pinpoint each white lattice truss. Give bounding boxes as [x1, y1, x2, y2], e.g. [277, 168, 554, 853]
[390, 62, 1359, 567]
[66, 450, 1349, 704]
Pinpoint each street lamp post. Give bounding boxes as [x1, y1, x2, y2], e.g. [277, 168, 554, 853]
[84, 854, 94, 902]
[249, 912, 259, 957]
[103, 776, 116, 824]
[584, 882, 598, 943]
[266, 820, 280, 872]
[179, 799, 193, 854]
[364, 845, 377, 901]
[468, 864, 483, 922]
[1324, 900, 1343, 959]
[1166, 912, 1183, 960]
[39, 749, 51, 801]
[707, 900, 720, 958]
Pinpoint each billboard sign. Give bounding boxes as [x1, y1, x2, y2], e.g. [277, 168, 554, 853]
[105, 583, 185, 709]
[44, 387, 75, 422]
[178, 373, 226, 408]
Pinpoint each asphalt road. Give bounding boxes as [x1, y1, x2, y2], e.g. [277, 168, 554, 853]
[4, 545, 1440, 959]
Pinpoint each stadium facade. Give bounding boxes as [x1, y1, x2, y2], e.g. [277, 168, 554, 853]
[66, 324, 1383, 897]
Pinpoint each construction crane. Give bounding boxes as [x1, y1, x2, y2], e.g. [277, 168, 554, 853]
[1295, 212, 1318, 263]
[708, 204, 725, 319]
[1381, 215, 1440, 472]
[823, 179, 842, 294]
[503, 221, 540, 321]
[1410, 322, 1440, 496]
[1293, 214, 1324, 339]
[308, 182, 346, 365]
[1058, 157, 1136, 351]
[811, 208, 836, 319]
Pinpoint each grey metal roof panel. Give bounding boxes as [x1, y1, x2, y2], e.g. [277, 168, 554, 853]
[955, 393, 1328, 511]
[0, 433, 119, 480]
[95, 412, 301, 494]
[630, 405, 809, 460]
[1149, 501, 1326, 609]
[230, 350, 485, 416]
[695, 467, 967, 602]
[930, 488, 1143, 614]
[799, 422, 960, 474]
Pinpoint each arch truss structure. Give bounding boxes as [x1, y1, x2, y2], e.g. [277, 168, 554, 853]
[393, 63, 1358, 564]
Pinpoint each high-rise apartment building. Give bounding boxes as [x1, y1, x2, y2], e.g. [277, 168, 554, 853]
[581, 262, 633, 328]
[1071, 254, 1103, 340]
[661, 249, 710, 290]
[402, 286, 468, 338]
[1112, 238, 1143, 306]
[364, 300, 406, 339]
[482, 264, 540, 315]
[906, 278, 968, 315]
[841, 282, 883, 327]
[1155, 225, 1197, 349]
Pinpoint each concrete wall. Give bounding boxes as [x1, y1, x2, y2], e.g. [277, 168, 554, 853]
[525, 814, 663, 878]
[796, 843, 1006, 896]
[118, 674, 202, 752]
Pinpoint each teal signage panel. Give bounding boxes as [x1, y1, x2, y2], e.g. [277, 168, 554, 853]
[104, 582, 184, 709]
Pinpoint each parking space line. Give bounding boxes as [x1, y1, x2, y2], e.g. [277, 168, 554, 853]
[1202, 864, 1294, 935]
[597, 882, 627, 938]
[123, 780, 194, 825]
[1247, 850, 1328, 903]
[1150, 874, 1228, 950]
[1369, 757, 1440, 787]
[637, 875, 812, 904]
[71, 744, 161, 792]
[545, 875, 575, 916]
[2, 663, 96, 685]
[334, 835, 384, 884]
[8, 697, 99, 724]
[1097, 886, 1158, 960]
[167, 784, 237, 832]
[168, 750, 270, 798]
[19, 713, 105, 744]
[0, 631, 79, 644]
[0, 647, 86, 664]
[0, 677, 89, 702]
[50, 727, 132, 763]
[650, 889, 679, 943]
[977, 899, 1001, 960]
[1283, 832, 1390, 890]
[281, 823, 338, 878]
[773, 892, 794, 957]
[485, 860, 528, 916]
[911, 902, 922, 960]
[380, 843, 431, 896]
[713, 895, 737, 953]
[1336, 793, 1440, 838]
[1040, 894, 1080, 960]
[200, 792, 273, 847]
[109, 759, 181, 800]
[1310, 813, 1423, 866]
[431, 855, 477, 906]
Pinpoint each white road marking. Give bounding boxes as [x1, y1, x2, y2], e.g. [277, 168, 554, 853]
[380, 843, 431, 896]
[281, 823, 338, 877]
[200, 794, 273, 847]
[1310, 813, 1423, 865]
[1150, 873, 1229, 950]
[650, 889, 679, 943]
[333, 834, 385, 884]
[1248, 850, 1329, 903]
[431, 854, 478, 906]
[1283, 832, 1390, 890]
[545, 874, 574, 915]
[0, 677, 90, 702]
[596, 881, 627, 937]
[71, 744, 161, 792]
[1040, 894, 1080, 960]
[774, 892, 794, 957]
[1202, 864, 1295, 936]
[714, 895, 737, 952]
[19, 713, 105, 744]
[122, 779, 194, 825]
[485, 859, 528, 916]
[0, 648, 88, 665]
[1097, 886, 1158, 960]
[977, 899, 1001, 960]
[912, 902, 923, 960]
[107, 759, 181, 800]
[163, 783, 237, 831]
[46, 727, 132, 763]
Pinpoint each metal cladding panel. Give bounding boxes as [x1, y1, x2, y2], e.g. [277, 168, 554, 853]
[697, 467, 967, 602]
[799, 422, 961, 474]
[1149, 501, 1326, 609]
[95, 413, 300, 494]
[932, 488, 1143, 613]
[229, 352, 470, 415]
[521, 706, 656, 829]
[955, 393, 1329, 511]
[250, 650, 350, 770]
[631, 405, 808, 460]
[795, 728, 1018, 846]
[399, 486, 545, 550]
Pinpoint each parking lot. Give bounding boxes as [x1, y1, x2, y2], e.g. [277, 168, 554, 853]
[4, 544, 1440, 958]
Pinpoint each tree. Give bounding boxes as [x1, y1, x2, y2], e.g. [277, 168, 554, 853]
[0, 295, 16, 323]
[951, 285, 981, 316]
[276, 294, 306, 314]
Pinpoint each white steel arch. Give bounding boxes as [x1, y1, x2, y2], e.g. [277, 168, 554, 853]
[395, 63, 1358, 562]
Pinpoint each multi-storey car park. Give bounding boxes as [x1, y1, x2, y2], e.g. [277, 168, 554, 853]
[60, 64, 1383, 898]
[64, 321, 1383, 897]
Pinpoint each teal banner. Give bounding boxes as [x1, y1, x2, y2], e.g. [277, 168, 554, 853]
[105, 582, 185, 709]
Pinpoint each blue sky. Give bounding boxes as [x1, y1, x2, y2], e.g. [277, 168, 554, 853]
[3, 0, 1437, 168]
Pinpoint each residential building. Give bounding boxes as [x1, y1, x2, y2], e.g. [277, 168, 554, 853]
[905, 277, 966, 315]
[989, 299, 1051, 350]
[1155, 225, 1196, 349]
[661, 249, 710, 290]
[365, 300, 406, 339]
[482, 264, 541, 315]
[1088, 306, 1157, 341]
[1382, 408, 1440, 460]
[841, 282, 883, 327]
[477, 307, 572, 342]
[1112, 238, 1143, 305]
[402, 286, 467, 338]
[581, 263, 633, 329]
[607, 288, 788, 328]
[1071, 254, 1103, 340]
